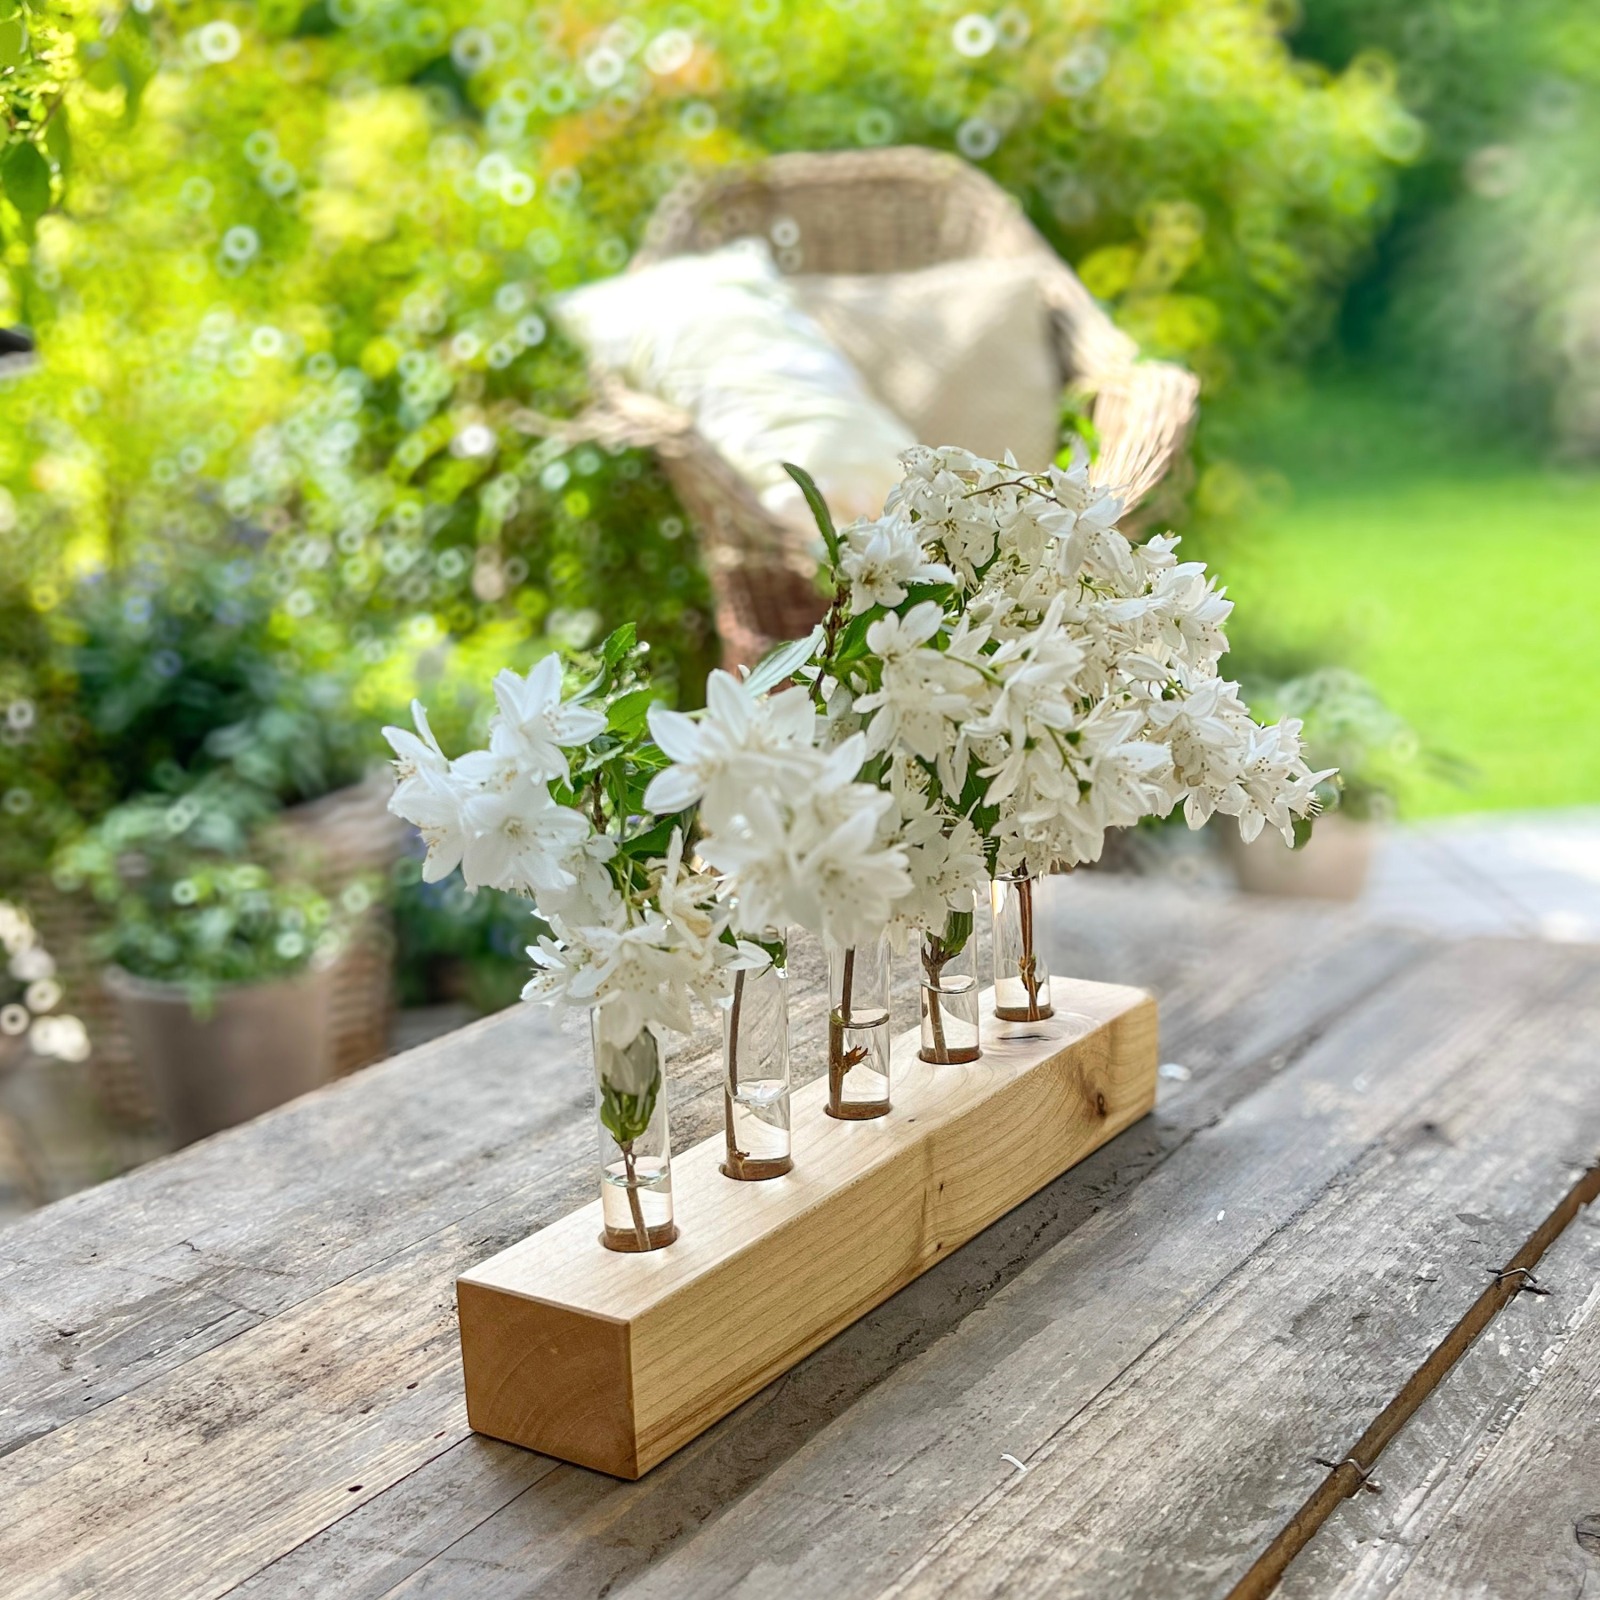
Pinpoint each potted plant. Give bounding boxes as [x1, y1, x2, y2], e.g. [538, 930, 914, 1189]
[1224, 668, 1423, 901]
[52, 780, 351, 1145]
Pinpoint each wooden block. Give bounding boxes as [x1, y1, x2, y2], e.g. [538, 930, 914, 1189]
[456, 979, 1158, 1479]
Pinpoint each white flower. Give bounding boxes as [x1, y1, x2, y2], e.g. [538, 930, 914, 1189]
[703, 749, 913, 950]
[968, 595, 1087, 806]
[838, 513, 954, 615]
[394, 765, 473, 883]
[888, 787, 987, 944]
[525, 833, 621, 927]
[592, 1022, 663, 1098]
[521, 828, 737, 1046]
[459, 776, 592, 894]
[885, 446, 1015, 588]
[855, 601, 986, 769]
[643, 671, 817, 826]
[526, 913, 697, 1049]
[488, 654, 607, 782]
[382, 700, 449, 812]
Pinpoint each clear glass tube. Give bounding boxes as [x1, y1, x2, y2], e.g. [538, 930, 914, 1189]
[592, 1016, 677, 1252]
[826, 934, 892, 1120]
[991, 869, 1054, 1023]
[722, 933, 792, 1180]
[919, 892, 981, 1063]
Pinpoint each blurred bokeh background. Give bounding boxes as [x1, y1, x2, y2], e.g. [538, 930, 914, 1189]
[2, 0, 1597, 1211]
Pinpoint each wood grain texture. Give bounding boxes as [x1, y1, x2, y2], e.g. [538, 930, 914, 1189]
[1282, 1198, 1600, 1600]
[0, 881, 1472, 1600]
[234, 894, 1421, 1600]
[378, 915, 1439, 1600]
[459, 982, 1157, 1477]
[596, 940, 1599, 1600]
[865, 942, 1600, 1600]
[1382, 1211, 1600, 1600]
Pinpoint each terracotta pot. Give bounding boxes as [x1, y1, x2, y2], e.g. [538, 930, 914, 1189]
[1222, 813, 1376, 903]
[103, 964, 335, 1146]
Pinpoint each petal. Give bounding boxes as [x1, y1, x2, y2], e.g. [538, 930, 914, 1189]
[524, 652, 563, 708]
[647, 705, 702, 762]
[642, 766, 701, 815]
[705, 670, 753, 734]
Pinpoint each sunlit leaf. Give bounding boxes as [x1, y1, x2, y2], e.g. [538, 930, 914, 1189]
[2, 141, 50, 226]
[782, 462, 840, 567]
[744, 625, 823, 697]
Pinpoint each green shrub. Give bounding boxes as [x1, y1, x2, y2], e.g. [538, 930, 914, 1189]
[1296, 0, 1600, 453]
[51, 775, 352, 1010]
[1, 1, 1415, 989]
[2, 1, 1409, 675]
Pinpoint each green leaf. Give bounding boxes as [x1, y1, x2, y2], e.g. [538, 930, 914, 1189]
[617, 813, 678, 860]
[606, 686, 654, 739]
[601, 620, 637, 670]
[941, 907, 974, 959]
[745, 624, 824, 697]
[1290, 814, 1315, 851]
[0, 9, 25, 69]
[116, 44, 153, 126]
[44, 109, 70, 180]
[782, 462, 840, 567]
[2, 140, 51, 229]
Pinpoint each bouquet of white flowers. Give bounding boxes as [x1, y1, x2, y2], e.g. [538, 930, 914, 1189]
[789, 446, 1334, 1030]
[384, 626, 763, 1250]
[385, 446, 1334, 1252]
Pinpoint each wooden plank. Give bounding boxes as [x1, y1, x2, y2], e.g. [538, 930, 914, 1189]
[1382, 1212, 1600, 1600]
[368, 933, 1505, 1600]
[0, 1003, 581, 1454]
[460, 983, 1157, 1477]
[843, 945, 1600, 1600]
[212, 893, 1424, 1600]
[1282, 1196, 1600, 1600]
[481, 939, 1594, 1600]
[0, 882, 1400, 1456]
[0, 889, 1422, 1600]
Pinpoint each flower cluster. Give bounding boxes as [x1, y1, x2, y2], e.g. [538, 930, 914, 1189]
[384, 635, 752, 1059]
[642, 669, 912, 950]
[385, 449, 1334, 1058]
[806, 445, 1333, 907]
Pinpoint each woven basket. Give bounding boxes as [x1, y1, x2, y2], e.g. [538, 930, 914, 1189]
[33, 774, 407, 1128]
[516, 146, 1200, 666]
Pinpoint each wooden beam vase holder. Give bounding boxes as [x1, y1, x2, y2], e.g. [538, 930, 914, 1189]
[456, 977, 1158, 1479]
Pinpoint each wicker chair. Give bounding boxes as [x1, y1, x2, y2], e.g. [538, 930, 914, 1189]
[518, 147, 1200, 667]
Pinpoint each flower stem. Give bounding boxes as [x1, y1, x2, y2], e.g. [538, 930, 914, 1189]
[724, 968, 746, 1165]
[811, 579, 851, 712]
[828, 945, 856, 1110]
[922, 937, 950, 1062]
[620, 1141, 650, 1252]
[1017, 871, 1044, 1021]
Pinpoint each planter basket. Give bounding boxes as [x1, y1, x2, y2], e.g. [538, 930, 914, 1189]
[515, 147, 1200, 666]
[31, 774, 408, 1128]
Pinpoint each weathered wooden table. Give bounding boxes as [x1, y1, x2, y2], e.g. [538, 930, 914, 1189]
[3, 879, 1597, 1600]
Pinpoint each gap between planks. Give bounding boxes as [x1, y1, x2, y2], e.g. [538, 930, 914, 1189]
[1228, 1156, 1600, 1600]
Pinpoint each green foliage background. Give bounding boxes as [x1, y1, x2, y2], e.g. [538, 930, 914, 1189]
[1294, 0, 1600, 452]
[1, 0, 1419, 964]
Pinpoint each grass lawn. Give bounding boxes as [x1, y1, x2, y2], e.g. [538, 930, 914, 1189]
[1203, 383, 1600, 818]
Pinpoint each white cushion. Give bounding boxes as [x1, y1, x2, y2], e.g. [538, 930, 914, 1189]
[790, 257, 1063, 471]
[554, 239, 916, 529]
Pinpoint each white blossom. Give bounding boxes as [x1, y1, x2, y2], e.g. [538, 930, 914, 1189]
[488, 654, 607, 782]
[459, 776, 592, 895]
[382, 700, 450, 813]
[643, 670, 816, 825]
[698, 735, 912, 949]
[838, 512, 954, 615]
[854, 600, 984, 769]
